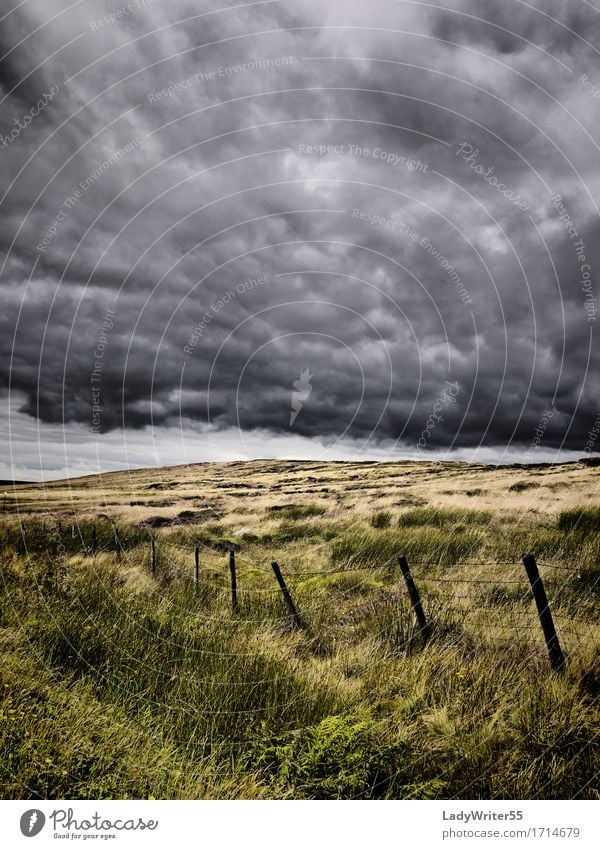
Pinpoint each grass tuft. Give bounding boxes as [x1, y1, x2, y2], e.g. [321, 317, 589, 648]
[557, 506, 600, 535]
[370, 511, 392, 529]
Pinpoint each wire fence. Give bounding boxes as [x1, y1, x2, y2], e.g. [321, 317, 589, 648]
[7, 517, 600, 671]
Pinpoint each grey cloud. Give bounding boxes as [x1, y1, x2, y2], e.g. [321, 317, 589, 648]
[1, 0, 599, 472]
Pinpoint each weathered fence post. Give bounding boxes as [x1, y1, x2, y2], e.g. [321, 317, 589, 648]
[91, 525, 97, 556]
[229, 549, 238, 613]
[271, 561, 304, 629]
[151, 538, 157, 576]
[194, 546, 200, 591]
[114, 528, 121, 562]
[522, 553, 565, 671]
[17, 522, 25, 556]
[398, 555, 430, 642]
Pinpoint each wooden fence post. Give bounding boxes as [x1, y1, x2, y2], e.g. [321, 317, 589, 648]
[114, 528, 121, 562]
[398, 555, 430, 642]
[91, 525, 97, 556]
[17, 522, 25, 556]
[194, 546, 200, 592]
[151, 538, 157, 576]
[522, 553, 565, 671]
[229, 549, 238, 613]
[271, 561, 304, 629]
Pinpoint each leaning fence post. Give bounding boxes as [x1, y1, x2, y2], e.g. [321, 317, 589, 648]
[151, 538, 157, 576]
[91, 525, 97, 556]
[398, 555, 430, 642]
[522, 553, 565, 671]
[229, 549, 238, 613]
[17, 522, 25, 556]
[194, 546, 200, 592]
[271, 561, 304, 629]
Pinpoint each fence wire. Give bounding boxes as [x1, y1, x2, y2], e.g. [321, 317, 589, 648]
[10, 520, 599, 665]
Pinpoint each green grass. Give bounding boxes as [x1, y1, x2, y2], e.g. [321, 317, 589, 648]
[0, 493, 599, 800]
[267, 504, 327, 520]
[397, 507, 492, 528]
[272, 520, 324, 543]
[370, 510, 392, 529]
[557, 506, 600, 535]
[331, 526, 485, 567]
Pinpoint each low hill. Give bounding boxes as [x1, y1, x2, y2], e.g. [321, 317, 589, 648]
[0, 459, 598, 799]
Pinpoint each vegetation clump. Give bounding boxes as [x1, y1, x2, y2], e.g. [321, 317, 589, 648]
[557, 506, 600, 535]
[267, 504, 327, 520]
[370, 510, 392, 529]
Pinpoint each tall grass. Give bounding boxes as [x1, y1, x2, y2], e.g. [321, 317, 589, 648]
[267, 504, 327, 520]
[331, 526, 485, 567]
[397, 507, 492, 528]
[557, 506, 600, 535]
[0, 496, 599, 800]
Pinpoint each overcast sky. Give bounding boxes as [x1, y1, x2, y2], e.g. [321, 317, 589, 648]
[1, 0, 599, 479]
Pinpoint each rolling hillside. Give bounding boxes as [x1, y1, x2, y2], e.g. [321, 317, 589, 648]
[1, 459, 598, 799]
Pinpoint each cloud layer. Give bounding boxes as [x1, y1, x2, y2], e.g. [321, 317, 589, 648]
[1, 0, 599, 474]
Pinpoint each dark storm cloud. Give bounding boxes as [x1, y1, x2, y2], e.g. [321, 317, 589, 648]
[1, 0, 599, 462]
[429, 0, 599, 57]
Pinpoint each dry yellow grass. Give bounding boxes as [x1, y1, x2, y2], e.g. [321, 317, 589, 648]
[6, 457, 600, 528]
[1, 459, 598, 799]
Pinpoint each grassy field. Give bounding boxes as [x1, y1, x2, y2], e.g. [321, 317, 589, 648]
[1, 458, 599, 799]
